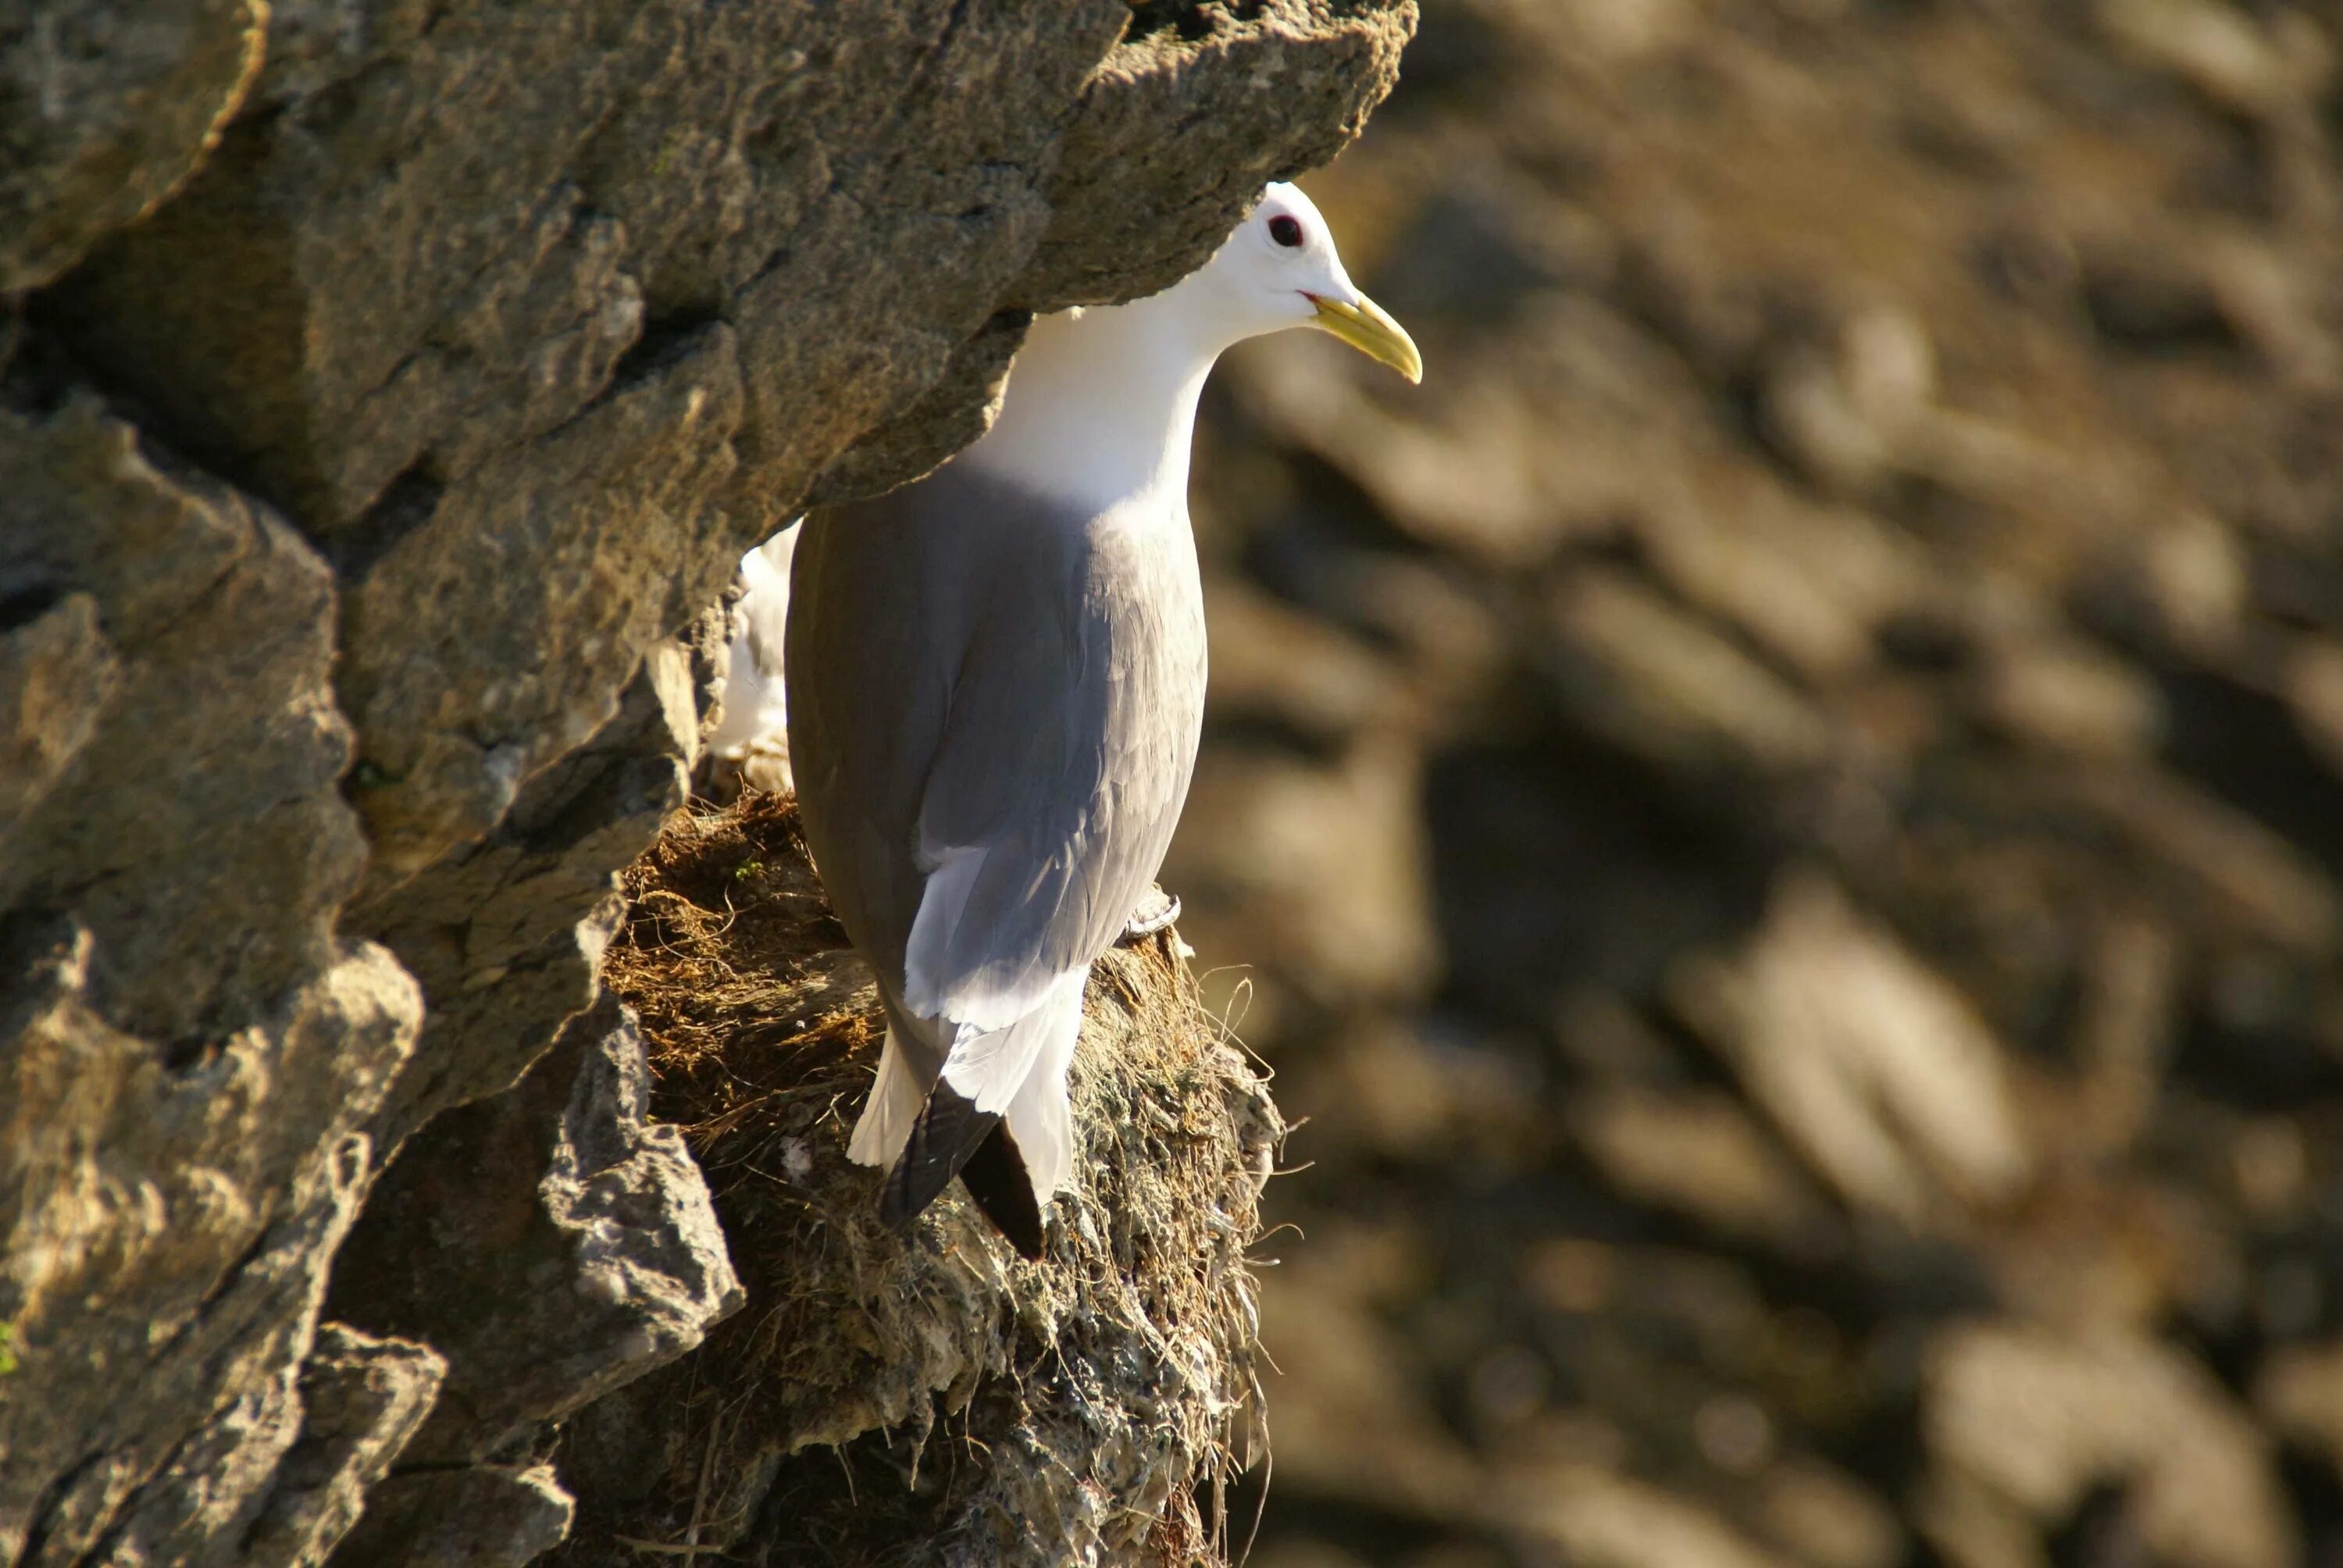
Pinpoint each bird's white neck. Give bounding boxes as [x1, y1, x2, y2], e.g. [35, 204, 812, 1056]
[954, 290, 1227, 516]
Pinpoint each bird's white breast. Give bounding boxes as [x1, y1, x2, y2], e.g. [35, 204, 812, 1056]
[954, 299, 1223, 520]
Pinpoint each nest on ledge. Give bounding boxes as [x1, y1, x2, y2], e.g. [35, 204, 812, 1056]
[552, 791, 1281, 1567]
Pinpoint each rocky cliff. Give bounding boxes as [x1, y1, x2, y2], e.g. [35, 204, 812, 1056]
[0, 4, 1412, 1563]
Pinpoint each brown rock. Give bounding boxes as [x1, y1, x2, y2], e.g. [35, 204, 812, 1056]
[2, 5, 1415, 1563]
[1671, 871, 2032, 1224]
[1927, 1322, 2298, 1568]
[0, 0, 265, 293]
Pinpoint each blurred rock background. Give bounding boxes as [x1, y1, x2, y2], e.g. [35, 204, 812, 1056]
[1167, 2, 2343, 1564]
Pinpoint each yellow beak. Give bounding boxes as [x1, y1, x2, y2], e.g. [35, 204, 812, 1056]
[1308, 292, 1424, 384]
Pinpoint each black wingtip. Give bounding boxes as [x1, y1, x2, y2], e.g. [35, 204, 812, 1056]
[879, 1082, 1048, 1259]
[958, 1123, 1046, 1260]
[880, 1082, 1000, 1231]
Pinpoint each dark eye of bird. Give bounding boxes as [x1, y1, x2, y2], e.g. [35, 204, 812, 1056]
[1268, 215, 1304, 248]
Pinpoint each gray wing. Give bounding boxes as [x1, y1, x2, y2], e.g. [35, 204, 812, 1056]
[784, 488, 958, 988]
[785, 465, 1204, 1028]
[905, 502, 1204, 1027]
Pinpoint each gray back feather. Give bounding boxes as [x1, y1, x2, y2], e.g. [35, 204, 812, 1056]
[786, 462, 1206, 1031]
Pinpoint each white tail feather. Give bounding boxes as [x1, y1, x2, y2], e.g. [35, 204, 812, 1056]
[847, 1025, 929, 1168]
[850, 978, 1086, 1208]
[939, 971, 1083, 1115]
[1001, 982, 1083, 1199]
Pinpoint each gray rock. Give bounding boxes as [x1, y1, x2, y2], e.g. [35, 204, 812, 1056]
[0, 393, 367, 1043]
[1542, 569, 1835, 788]
[1924, 1322, 2298, 1568]
[0, 2, 1410, 1562]
[1025, 1, 1410, 307]
[0, 390, 424, 1564]
[234, 1325, 449, 1568]
[0, 928, 421, 1566]
[325, 995, 740, 1467]
[332, 327, 744, 890]
[358, 642, 701, 1142]
[0, 590, 119, 853]
[1671, 871, 2033, 1227]
[0, 0, 265, 294]
[329, 1466, 574, 1568]
[803, 307, 1032, 510]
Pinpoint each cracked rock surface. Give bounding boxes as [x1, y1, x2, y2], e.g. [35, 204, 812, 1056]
[0, 2, 1410, 1563]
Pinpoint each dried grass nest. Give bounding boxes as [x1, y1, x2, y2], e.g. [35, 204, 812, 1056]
[562, 792, 1282, 1566]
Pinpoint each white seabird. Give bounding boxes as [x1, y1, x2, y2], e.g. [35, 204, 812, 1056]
[785, 182, 1421, 1256]
[705, 525, 800, 794]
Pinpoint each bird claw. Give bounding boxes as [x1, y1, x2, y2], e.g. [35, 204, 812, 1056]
[1119, 888, 1182, 943]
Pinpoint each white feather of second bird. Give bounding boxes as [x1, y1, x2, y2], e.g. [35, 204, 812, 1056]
[707, 525, 797, 768]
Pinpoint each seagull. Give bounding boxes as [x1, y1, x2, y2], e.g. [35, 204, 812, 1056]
[784, 181, 1420, 1257]
[705, 524, 800, 796]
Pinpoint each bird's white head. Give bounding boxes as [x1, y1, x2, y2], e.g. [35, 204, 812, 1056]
[1173, 181, 1423, 383]
[959, 181, 1419, 509]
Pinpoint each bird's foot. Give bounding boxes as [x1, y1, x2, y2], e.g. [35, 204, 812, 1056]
[1119, 886, 1182, 944]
